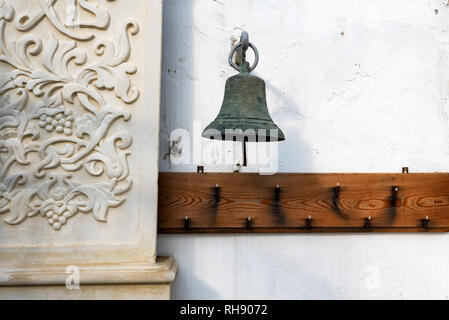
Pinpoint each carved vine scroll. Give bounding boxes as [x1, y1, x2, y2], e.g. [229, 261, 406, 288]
[0, 0, 139, 230]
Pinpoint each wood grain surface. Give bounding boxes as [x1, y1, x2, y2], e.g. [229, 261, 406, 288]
[158, 172, 449, 233]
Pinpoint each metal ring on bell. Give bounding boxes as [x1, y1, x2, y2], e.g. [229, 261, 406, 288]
[228, 41, 259, 72]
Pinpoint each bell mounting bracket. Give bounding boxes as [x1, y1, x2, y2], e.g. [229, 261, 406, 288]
[229, 31, 259, 72]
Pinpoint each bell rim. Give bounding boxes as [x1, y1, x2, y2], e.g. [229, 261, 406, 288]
[202, 118, 285, 142]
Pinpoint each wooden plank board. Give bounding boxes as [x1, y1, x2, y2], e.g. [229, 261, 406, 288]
[158, 172, 449, 233]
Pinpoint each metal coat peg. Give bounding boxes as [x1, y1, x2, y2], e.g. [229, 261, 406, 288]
[305, 216, 312, 230]
[214, 184, 220, 203]
[246, 217, 253, 229]
[365, 216, 372, 229]
[392, 186, 399, 207]
[275, 184, 280, 201]
[333, 182, 341, 212]
[334, 182, 341, 197]
[184, 216, 190, 229]
[421, 216, 430, 229]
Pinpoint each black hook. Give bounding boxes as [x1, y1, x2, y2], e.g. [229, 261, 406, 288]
[271, 184, 285, 224]
[333, 183, 341, 213]
[184, 216, 190, 229]
[305, 216, 312, 230]
[365, 216, 372, 229]
[421, 216, 430, 229]
[214, 184, 220, 203]
[335, 183, 341, 197]
[246, 217, 253, 229]
[275, 184, 280, 201]
[391, 186, 399, 207]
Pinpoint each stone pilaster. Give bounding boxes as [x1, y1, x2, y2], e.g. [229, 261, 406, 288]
[0, 0, 175, 299]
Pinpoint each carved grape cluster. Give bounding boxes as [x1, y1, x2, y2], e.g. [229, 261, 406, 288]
[45, 209, 71, 231]
[38, 109, 74, 136]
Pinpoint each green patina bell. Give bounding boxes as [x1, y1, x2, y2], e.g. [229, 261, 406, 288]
[202, 32, 285, 150]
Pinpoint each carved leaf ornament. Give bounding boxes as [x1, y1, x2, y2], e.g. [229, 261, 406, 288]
[0, 0, 139, 230]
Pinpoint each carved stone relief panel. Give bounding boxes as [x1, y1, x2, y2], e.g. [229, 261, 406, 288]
[0, 0, 161, 264]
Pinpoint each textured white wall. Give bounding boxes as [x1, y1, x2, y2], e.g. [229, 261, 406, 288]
[158, 0, 449, 299]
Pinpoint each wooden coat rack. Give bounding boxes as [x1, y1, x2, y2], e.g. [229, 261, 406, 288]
[158, 171, 449, 233]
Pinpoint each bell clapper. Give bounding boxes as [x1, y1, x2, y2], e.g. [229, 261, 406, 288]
[242, 137, 248, 167]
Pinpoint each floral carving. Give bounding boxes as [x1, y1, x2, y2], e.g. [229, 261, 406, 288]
[0, 0, 138, 230]
[15, 0, 114, 41]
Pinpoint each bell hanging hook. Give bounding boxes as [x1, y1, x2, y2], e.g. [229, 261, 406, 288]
[240, 31, 249, 52]
[228, 31, 259, 72]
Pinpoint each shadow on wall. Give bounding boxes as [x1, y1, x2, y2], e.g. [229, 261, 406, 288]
[159, 0, 197, 172]
[264, 80, 310, 173]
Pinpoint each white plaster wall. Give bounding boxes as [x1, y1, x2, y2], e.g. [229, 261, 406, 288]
[157, 0, 449, 299]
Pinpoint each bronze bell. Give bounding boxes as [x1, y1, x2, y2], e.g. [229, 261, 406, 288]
[202, 31, 285, 166]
